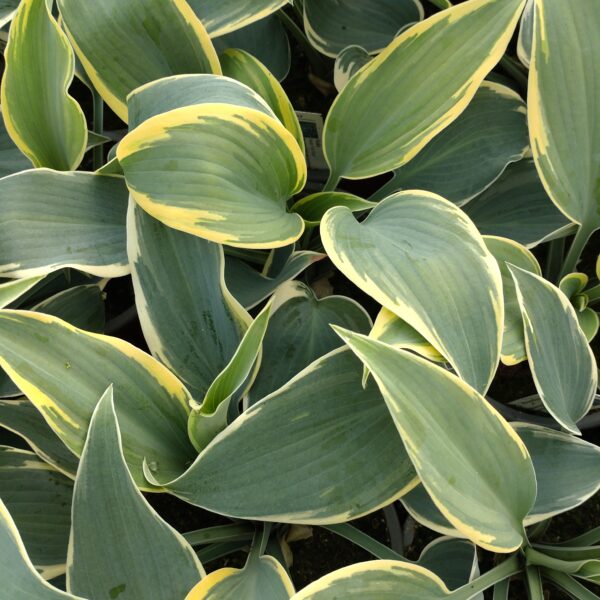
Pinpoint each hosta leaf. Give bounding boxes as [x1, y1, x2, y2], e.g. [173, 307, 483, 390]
[212, 15, 291, 82]
[304, 0, 424, 58]
[68, 387, 204, 599]
[247, 281, 371, 405]
[517, 0, 534, 68]
[189, 0, 288, 37]
[225, 250, 324, 309]
[362, 307, 444, 387]
[0, 0, 19, 27]
[220, 48, 304, 151]
[31, 285, 105, 334]
[118, 105, 306, 248]
[528, 545, 600, 585]
[483, 236, 541, 365]
[418, 538, 480, 593]
[0, 311, 195, 488]
[0, 170, 128, 278]
[0, 398, 79, 477]
[0, 107, 33, 177]
[187, 301, 272, 451]
[337, 329, 536, 552]
[291, 561, 450, 599]
[0, 276, 43, 309]
[56, 0, 220, 123]
[529, 0, 600, 231]
[291, 192, 376, 228]
[127, 73, 277, 130]
[321, 192, 503, 393]
[323, 0, 525, 180]
[404, 422, 600, 535]
[559, 273, 588, 300]
[514, 424, 600, 523]
[334, 46, 372, 92]
[0, 446, 72, 579]
[367, 308, 444, 364]
[5, 270, 98, 310]
[401, 485, 460, 538]
[0, 283, 106, 399]
[463, 160, 571, 248]
[1, 0, 87, 170]
[509, 266, 597, 434]
[186, 556, 293, 600]
[372, 82, 528, 206]
[578, 309, 599, 343]
[156, 349, 417, 524]
[0, 498, 81, 599]
[129, 202, 250, 401]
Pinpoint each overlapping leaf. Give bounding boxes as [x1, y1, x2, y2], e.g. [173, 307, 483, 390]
[1, 0, 87, 170]
[484, 236, 541, 365]
[57, 0, 221, 122]
[129, 202, 250, 401]
[292, 561, 450, 599]
[118, 104, 306, 248]
[189, 0, 288, 37]
[337, 329, 536, 552]
[0, 499, 81, 599]
[0, 107, 33, 178]
[220, 48, 304, 150]
[0, 446, 72, 579]
[0, 0, 19, 27]
[323, 0, 526, 179]
[528, 0, 600, 233]
[321, 192, 503, 393]
[304, 0, 423, 57]
[403, 423, 600, 534]
[510, 267, 597, 434]
[0, 310, 195, 488]
[247, 281, 371, 404]
[212, 15, 290, 81]
[333, 46, 371, 92]
[225, 250, 324, 309]
[372, 82, 528, 206]
[0, 170, 128, 278]
[291, 192, 375, 228]
[0, 398, 79, 477]
[463, 160, 571, 248]
[186, 555, 293, 600]
[68, 387, 204, 599]
[155, 349, 417, 523]
[187, 301, 272, 450]
[127, 73, 277, 129]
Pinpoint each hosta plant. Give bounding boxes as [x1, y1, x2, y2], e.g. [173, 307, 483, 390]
[0, 0, 599, 598]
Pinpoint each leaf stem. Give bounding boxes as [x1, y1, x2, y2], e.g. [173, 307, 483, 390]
[557, 526, 600, 548]
[525, 566, 545, 600]
[559, 223, 595, 279]
[323, 172, 340, 193]
[183, 523, 254, 547]
[449, 554, 521, 600]
[92, 87, 104, 171]
[543, 569, 600, 599]
[545, 238, 565, 283]
[323, 524, 406, 561]
[525, 547, 580, 574]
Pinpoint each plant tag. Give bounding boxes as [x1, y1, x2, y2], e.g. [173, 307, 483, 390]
[296, 111, 328, 172]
